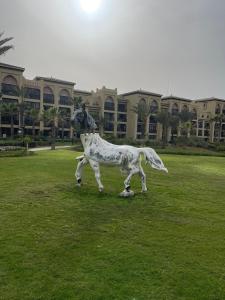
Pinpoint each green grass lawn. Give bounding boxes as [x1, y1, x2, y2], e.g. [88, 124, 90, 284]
[0, 150, 225, 300]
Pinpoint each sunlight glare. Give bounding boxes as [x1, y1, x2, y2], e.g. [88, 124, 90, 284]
[80, 0, 102, 13]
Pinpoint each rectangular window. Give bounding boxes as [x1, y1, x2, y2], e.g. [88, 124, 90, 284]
[117, 123, 126, 132]
[25, 88, 40, 100]
[137, 123, 144, 133]
[104, 112, 114, 122]
[59, 96, 71, 106]
[104, 122, 114, 131]
[198, 120, 203, 129]
[149, 124, 157, 133]
[198, 130, 203, 137]
[43, 93, 54, 104]
[117, 114, 127, 122]
[117, 101, 127, 112]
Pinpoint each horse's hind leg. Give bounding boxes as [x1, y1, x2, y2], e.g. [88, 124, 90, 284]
[75, 156, 88, 186]
[120, 164, 139, 197]
[89, 159, 104, 192]
[139, 164, 147, 192]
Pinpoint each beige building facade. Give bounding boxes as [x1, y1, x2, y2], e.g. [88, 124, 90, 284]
[0, 62, 225, 142]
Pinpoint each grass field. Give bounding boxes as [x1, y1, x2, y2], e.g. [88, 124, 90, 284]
[0, 149, 225, 300]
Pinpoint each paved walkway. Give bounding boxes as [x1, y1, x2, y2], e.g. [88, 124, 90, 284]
[29, 145, 72, 152]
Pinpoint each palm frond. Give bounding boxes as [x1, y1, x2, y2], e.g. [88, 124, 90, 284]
[0, 37, 13, 47]
[0, 45, 14, 56]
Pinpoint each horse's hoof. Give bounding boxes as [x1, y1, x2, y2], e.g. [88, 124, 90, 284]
[142, 188, 148, 193]
[76, 182, 81, 187]
[119, 190, 134, 197]
[99, 187, 104, 192]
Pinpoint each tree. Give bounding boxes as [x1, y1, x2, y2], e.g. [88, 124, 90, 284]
[132, 102, 152, 139]
[17, 87, 28, 137]
[98, 113, 111, 136]
[27, 108, 40, 138]
[0, 102, 4, 137]
[0, 32, 14, 56]
[1, 102, 18, 138]
[23, 135, 32, 152]
[179, 111, 193, 137]
[72, 96, 83, 109]
[58, 108, 70, 139]
[156, 110, 171, 146]
[169, 115, 180, 142]
[211, 114, 225, 141]
[42, 107, 58, 150]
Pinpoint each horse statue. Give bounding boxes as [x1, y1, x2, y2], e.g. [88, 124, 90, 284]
[71, 107, 168, 197]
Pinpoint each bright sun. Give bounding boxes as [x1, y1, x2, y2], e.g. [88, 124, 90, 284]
[80, 0, 102, 13]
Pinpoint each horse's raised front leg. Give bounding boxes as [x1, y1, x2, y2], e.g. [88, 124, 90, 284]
[120, 164, 140, 197]
[139, 164, 147, 192]
[75, 156, 88, 186]
[89, 159, 104, 192]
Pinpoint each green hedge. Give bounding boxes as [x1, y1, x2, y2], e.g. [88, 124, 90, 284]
[0, 150, 34, 158]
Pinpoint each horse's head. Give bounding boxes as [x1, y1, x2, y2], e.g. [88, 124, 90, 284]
[71, 109, 84, 125]
[71, 108, 97, 132]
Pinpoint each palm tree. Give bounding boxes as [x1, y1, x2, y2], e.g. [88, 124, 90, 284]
[179, 111, 193, 137]
[98, 113, 111, 136]
[27, 108, 40, 138]
[42, 107, 58, 150]
[156, 110, 171, 146]
[0, 102, 4, 137]
[0, 32, 14, 56]
[17, 87, 28, 137]
[58, 108, 70, 139]
[72, 96, 83, 109]
[211, 114, 225, 141]
[132, 102, 152, 139]
[169, 115, 180, 142]
[2, 102, 18, 138]
[0, 86, 2, 137]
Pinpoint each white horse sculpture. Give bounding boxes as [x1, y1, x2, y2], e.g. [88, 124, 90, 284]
[75, 133, 168, 197]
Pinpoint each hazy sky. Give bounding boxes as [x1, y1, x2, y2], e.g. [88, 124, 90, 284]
[1, 0, 225, 99]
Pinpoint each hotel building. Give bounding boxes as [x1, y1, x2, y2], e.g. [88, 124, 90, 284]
[0, 62, 225, 142]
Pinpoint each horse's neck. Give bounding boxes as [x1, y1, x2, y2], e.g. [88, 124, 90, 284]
[85, 134, 111, 150]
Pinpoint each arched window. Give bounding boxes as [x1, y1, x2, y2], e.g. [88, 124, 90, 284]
[104, 97, 114, 111]
[172, 103, 179, 115]
[59, 89, 70, 105]
[149, 116, 157, 134]
[150, 100, 158, 113]
[215, 104, 221, 115]
[2, 75, 18, 96]
[43, 86, 54, 104]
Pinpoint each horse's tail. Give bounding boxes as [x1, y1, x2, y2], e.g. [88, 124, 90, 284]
[139, 147, 168, 173]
